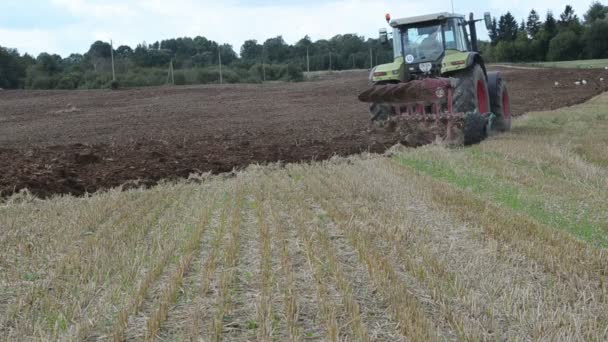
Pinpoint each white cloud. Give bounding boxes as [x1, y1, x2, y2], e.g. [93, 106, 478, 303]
[1, 0, 595, 57]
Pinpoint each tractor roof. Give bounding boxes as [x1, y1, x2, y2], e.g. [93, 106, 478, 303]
[389, 12, 464, 27]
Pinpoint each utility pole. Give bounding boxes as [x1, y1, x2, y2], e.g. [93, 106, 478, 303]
[329, 51, 332, 71]
[306, 47, 310, 73]
[369, 48, 373, 68]
[451, 0, 455, 14]
[110, 39, 116, 82]
[170, 59, 175, 85]
[352, 55, 355, 69]
[262, 46, 266, 82]
[218, 46, 223, 84]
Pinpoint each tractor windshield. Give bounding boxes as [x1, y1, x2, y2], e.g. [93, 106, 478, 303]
[400, 23, 444, 64]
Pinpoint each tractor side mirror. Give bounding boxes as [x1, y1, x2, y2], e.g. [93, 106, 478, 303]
[484, 12, 492, 30]
[379, 28, 388, 44]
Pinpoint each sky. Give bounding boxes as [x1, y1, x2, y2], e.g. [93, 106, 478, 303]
[0, 0, 598, 57]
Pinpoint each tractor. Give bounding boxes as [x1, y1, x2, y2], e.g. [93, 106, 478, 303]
[358, 12, 511, 145]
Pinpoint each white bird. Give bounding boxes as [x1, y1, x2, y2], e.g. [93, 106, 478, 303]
[575, 81, 581, 85]
[554, 81, 560, 86]
[582, 79, 587, 85]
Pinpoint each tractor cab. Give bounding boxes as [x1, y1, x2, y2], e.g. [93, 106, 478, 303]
[374, 12, 492, 82]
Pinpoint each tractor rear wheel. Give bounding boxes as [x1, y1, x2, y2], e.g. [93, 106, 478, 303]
[452, 64, 491, 144]
[488, 72, 512, 132]
[452, 64, 490, 114]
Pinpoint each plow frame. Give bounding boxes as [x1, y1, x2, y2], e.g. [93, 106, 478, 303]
[359, 78, 467, 142]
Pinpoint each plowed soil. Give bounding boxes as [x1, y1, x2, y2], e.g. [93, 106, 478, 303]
[1, 66, 607, 198]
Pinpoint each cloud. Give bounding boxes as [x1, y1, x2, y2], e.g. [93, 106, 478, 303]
[0, 0, 595, 57]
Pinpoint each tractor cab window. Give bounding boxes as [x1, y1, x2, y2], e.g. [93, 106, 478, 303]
[401, 23, 444, 64]
[443, 19, 469, 51]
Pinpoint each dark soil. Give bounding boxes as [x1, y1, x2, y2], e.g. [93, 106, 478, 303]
[1, 67, 606, 198]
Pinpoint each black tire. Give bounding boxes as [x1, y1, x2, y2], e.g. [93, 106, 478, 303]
[487, 72, 512, 132]
[451, 64, 490, 114]
[463, 112, 488, 145]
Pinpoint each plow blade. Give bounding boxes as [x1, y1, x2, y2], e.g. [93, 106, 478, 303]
[358, 78, 453, 104]
[359, 78, 488, 146]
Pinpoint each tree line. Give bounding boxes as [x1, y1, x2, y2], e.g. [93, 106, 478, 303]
[0, 34, 391, 90]
[481, 2, 608, 62]
[1, 1, 606, 89]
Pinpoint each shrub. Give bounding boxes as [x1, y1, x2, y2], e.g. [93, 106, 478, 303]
[55, 72, 83, 89]
[547, 30, 582, 61]
[30, 76, 54, 89]
[286, 63, 304, 82]
[109, 80, 120, 90]
[196, 68, 220, 83]
[173, 71, 187, 85]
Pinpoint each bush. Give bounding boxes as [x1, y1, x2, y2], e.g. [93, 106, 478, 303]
[30, 75, 54, 89]
[196, 68, 220, 83]
[109, 80, 120, 90]
[547, 30, 582, 61]
[583, 19, 608, 59]
[286, 63, 304, 82]
[173, 71, 186, 85]
[55, 72, 83, 89]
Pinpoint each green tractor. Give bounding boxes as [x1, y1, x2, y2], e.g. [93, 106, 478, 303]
[358, 12, 511, 145]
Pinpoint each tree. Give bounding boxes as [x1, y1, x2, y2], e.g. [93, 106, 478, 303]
[583, 19, 608, 58]
[489, 17, 499, 44]
[263, 36, 290, 63]
[87, 41, 112, 58]
[116, 45, 133, 58]
[63, 54, 84, 67]
[544, 11, 558, 39]
[36, 53, 62, 74]
[240, 39, 263, 60]
[526, 9, 542, 38]
[558, 5, 580, 28]
[0, 47, 26, 88]
[497, 12, 518, 41]
[219, 44, 237, 65]
[547, 29, 582, 60]
[584, 1, 608, 23]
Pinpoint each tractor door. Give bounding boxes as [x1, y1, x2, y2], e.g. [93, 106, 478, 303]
[443, 18, 471, 52]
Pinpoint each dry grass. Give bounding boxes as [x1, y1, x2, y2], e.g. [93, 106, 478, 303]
[1, 94, 608, 341]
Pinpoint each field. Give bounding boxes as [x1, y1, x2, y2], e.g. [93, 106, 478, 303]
[522, 58, 608, 69]
[1, 90, 607, 340]
[1, 66, 608, 198]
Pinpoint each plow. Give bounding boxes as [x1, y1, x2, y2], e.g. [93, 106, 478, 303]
[360, 11, 511, 146]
